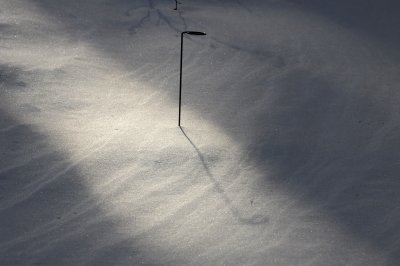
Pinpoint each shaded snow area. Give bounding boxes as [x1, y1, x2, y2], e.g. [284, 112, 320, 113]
[1, 0, 400, 265]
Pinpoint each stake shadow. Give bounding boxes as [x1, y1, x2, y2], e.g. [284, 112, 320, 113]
[179, 126, 269, 225]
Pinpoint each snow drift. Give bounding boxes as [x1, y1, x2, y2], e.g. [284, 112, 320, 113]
[1, 0, 400, 265]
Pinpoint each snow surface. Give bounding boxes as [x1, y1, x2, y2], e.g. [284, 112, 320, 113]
[1, 0, 400, 265]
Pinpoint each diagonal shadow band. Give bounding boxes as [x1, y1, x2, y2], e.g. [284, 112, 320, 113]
[179, 126, 269, 225]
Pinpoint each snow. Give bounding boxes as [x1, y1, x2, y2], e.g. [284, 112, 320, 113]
[1, 0, 400, 265]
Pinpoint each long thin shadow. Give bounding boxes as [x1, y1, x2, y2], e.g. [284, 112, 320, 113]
[179, 126, 269, 225]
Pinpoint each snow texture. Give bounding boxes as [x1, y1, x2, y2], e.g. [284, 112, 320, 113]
[1, 0, 400, 265]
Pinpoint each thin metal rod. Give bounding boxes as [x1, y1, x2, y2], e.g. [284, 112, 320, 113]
[178, 31, 206, 127]
[178, 32, 184, 127]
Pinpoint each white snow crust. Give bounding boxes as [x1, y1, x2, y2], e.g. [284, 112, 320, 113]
[1, 0, 400, 265]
